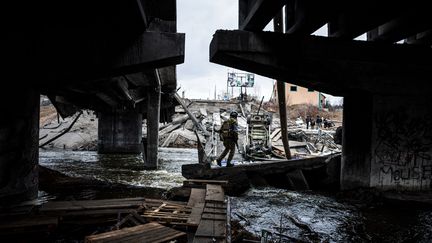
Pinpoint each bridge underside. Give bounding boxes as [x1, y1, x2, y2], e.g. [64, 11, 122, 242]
[210, 0, 432, 191]
[1, 1, 184, 203]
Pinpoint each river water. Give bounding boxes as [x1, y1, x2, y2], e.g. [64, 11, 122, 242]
[39, 148, 432, 242]
[39, 147, 194, 189]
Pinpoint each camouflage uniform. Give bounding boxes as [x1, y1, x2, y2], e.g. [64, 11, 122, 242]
[217, 117, 238, 166]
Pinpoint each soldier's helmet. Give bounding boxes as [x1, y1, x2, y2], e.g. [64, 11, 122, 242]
[230, 111, 238, 118]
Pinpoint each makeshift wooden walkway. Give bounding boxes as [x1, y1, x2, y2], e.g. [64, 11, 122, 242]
[192, 183, 228, 243]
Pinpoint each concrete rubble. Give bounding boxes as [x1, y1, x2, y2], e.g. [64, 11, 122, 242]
[154, 98, 342, 161]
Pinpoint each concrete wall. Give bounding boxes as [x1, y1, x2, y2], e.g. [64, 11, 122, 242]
[98, 111, 143, 154]
[285, 84, 320, 106]
[370, 95, 432, 190]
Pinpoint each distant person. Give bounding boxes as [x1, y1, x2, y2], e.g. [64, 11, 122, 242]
[305, 115, 311, 129]
[323, 118, 333, 128]
[216, 111, 239, 167]
[311, 120, 316, 129]
[323, 118, 328, 128]
[316, 115, 322, 129]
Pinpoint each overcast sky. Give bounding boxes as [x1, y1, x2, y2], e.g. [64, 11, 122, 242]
[177, 0, 343, 105]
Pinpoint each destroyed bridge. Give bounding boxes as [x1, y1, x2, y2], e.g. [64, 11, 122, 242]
[1, 0, 432, 205]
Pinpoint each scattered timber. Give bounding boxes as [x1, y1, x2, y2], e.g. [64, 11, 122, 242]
[1, 180, 229, 242]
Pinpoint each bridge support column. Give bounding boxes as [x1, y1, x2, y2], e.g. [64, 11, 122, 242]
[98, 111, 143, 154]
[341, 93, 373, 189]
[0, 90, 39, 203]
[145, 86, 161, 169]
[342, 93, 432, 191]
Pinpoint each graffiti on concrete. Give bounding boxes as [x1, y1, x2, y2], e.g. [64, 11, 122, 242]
[373, 110, 432, 188]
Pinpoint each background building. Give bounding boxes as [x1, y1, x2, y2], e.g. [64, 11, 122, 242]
[271, 82, 326, 109]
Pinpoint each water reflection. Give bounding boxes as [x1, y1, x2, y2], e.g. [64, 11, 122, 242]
[39, 147, 197, 189]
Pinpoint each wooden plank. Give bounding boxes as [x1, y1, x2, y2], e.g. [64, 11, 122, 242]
[186, 202, 205, 226]
[201, 213, 226, 221]
[194, 219, 226, 240]
[270, 128, 281, 141]
[146, 205, 191, 210]
[142, 213, 189, 219]
[203, 208, 227, 214]
[144, 199, 188, 207]
[40, 198, 145, 212]
[204, 202, 227, 209]
[272, 131, 282, 142]
[40, 200, 145, 210]
[142, 211, 189, 217]
[0, 205, 35, 217]
[0, 216, 58, 230]
[184, 179, 229, 186]
[187, 188, 206, 207]
[193, 236, 225, 243]
[48, 209, 137, 217]
[85, 222, 186, 243]
[153, 203, 166, 213]
[205, 184, 225, 203]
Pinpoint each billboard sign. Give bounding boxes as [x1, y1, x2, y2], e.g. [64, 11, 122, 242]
[227, 72, 254, 87]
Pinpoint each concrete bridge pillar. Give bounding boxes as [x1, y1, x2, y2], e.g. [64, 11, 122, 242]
[341, 93, 373, 189]
[0, 90, 39, 203]
[144, 86, 161, 169]
[97, 111, 143, 154]
[341, 93, 432, 191]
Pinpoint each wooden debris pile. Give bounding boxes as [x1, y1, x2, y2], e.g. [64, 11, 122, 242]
[141, 199, 192, 226]
[1, 180, 229, 242]
[270, 125, 342, 158]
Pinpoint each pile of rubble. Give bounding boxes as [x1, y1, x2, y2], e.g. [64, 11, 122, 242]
[155, 101, 247, 151]
[270, 117, 341, 158]
[157, 97, 342, 160]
